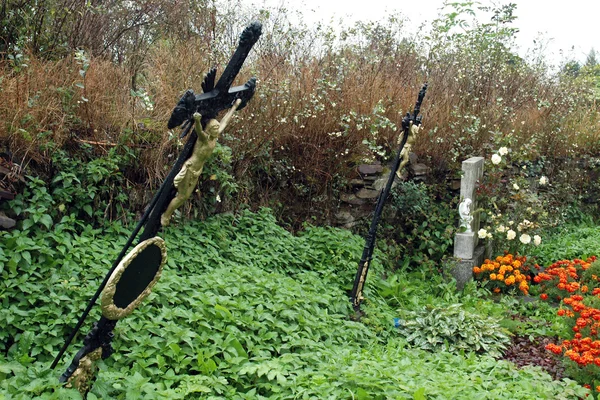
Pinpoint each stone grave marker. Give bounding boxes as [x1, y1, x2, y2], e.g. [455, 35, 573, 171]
[452, 156, 486, 289]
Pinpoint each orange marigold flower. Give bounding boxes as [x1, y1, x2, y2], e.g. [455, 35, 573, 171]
[557, 309, 566, 316]
[546, 343, 563, 355]
[473, 267, 481, 274]
[540, 293, 548, 300]
[490, 273, 497, 280]
[493, 288, 501, 293]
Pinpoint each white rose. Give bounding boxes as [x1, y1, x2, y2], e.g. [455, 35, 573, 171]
[539, 176, 548, 185]
[487, 232, 493, 239]
[519, 234, 531, 244]
[507, 229, 516, 240]
[534, 235, 542, 246]
[491, 154, 501, 165]
[513, 183, 520, 190]
[496, 225, 506, 233]
[499, 147, 508, 156]
[478, 229, 488, 239]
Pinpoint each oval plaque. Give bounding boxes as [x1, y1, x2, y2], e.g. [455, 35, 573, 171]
[101, 237, 166, 320]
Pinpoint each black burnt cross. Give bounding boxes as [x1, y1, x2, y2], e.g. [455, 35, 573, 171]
[167, 21, 262, 130]
[350, 83, 428, 314]
[51, 22, 262, 395]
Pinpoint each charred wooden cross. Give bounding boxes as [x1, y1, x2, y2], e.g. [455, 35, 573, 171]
[51, 21, 262, 396]
[350, 83, 428, 314]
[167, 21, 261, 131]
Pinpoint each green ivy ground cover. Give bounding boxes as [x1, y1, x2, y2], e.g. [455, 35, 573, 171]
[0, 209, 588, 399]
[528, 223, 600, 267]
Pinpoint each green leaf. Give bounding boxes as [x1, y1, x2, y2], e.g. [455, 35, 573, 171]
[0, 361, 26, 374]
[39, 214, 53, 229]
[22, 218, 33, 230]
[413, 387, 426, 400]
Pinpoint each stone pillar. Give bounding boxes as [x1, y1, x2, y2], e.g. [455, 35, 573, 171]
[452, 157, 485, 289]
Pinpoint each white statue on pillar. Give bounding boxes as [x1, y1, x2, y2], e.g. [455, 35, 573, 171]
[458, 198, 473, 233]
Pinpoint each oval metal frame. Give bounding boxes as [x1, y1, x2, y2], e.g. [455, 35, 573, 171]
[100, 237, 167, 320]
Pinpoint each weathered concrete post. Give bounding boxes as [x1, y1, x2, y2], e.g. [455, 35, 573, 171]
[452, 157, 485, 289]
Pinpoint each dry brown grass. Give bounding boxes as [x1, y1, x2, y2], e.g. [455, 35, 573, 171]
[1, 9, 599, 222]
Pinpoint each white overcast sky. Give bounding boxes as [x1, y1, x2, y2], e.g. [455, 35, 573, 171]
[240, 0, 599, 65]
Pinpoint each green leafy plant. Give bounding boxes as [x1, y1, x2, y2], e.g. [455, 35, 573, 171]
[0, 205, 588, 399]
[498, 296, 569, 339]
[384, 181, 457, 272]
[396, 303, 512, 357]
[476, 148, 550, 257]
[528, 223, 600, 267]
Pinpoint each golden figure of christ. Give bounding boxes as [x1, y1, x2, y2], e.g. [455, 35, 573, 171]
[396, 122, 421, 178]
[160, 99, 241, 226]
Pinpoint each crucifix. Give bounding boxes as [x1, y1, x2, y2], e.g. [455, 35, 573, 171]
[51, 21, 262, 396]
[350, 83, 428, 313]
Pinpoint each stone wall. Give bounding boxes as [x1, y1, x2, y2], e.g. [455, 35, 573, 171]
[334, 154, 431, 229]
[0, 156, 24, 229]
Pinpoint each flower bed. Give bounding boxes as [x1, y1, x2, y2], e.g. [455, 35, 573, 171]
[474, 253, 600, 394]
[533, 257, 600, 395]
[473, 253, 532, 295]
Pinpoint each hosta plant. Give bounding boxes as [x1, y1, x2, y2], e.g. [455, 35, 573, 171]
[396, 303, 511, 357]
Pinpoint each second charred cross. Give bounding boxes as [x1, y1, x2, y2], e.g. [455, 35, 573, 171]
[350, 83, 428, 313]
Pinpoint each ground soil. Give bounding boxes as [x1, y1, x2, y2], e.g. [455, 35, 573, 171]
[501, 335, 565, 380]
